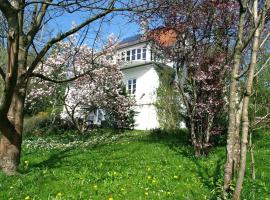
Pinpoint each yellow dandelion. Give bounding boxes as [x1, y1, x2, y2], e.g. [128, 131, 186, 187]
[25, 196, 30, 200]
[113, 171, 117, 175]
[145, 192, 149, 196]
[108, 197, 113, 200]
[167, 191, 171, 196]
[147, 175, 152, 179]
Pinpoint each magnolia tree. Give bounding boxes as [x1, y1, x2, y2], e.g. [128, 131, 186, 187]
[27, 37, 134, 133]
[0, 0, 143, 175]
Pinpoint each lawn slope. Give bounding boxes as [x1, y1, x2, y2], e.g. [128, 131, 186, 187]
[0, 129, 269, 200]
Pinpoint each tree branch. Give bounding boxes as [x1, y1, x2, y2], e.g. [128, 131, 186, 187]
[254, 54, 270, 77]
[31, 67, 95, 83]
[25, 0, 116, 80]
[0, 0, 17, 18]
[27, 0, 52, 46]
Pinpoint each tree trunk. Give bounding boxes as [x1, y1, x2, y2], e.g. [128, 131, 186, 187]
[0, 84, 26, 174]
[233, 99, 243, 177]
[0, 30, 28, 174]
[0, 130, 21, 175]
[190, 118, 200, 156]
[249, 131, 256, 180]
[233, 1, 261, 198]
[223, 0, 247, 191]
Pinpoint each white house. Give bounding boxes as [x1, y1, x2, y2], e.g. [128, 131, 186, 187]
[61, 29, 178, 130]
[116, 34, 174, 130]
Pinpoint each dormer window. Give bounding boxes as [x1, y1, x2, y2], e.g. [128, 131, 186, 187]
[137, 49, 141, 59]
[142, 48, 146, 60]
[121, 52, 125, 61]
[132, 49, 136, 60]
[121, 47, 147, 62]
[127, 50, 130, 61]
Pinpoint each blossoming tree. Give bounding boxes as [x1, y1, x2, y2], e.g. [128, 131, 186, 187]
[27, 37, 134, 133]
[144, 0, 236, 156]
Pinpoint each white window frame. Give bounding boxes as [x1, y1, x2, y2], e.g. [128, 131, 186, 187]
[127, 79, 136, 95]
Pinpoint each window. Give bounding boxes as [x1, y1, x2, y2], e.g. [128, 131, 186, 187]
[124, 48, 147, 61]
[121, 52, 126, 61]
[137, 49, 141, 60]
[142, 48, 146, 60]
[132, 49, 136, 60]
[126, 50, 130, 61]
[127, 79, 136, 95]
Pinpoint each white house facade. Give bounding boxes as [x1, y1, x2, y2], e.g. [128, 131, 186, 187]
[61, 32, 176, 130]
[116, 34, 173, 130]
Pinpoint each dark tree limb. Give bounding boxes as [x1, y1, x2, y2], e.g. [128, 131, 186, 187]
[25, 0, 117, 80]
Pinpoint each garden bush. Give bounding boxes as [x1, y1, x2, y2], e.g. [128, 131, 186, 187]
[23, 112, 71, 136]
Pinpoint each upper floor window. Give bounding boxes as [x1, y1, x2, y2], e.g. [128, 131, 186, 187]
[121, 52, 126, 61]
[121, 47, 147, 62]
[142, 48, 146, 60]
[128, 79, 136, 95]
[132, 49, 136, 60]
[137, 49, 141, 60]
[126, 50, 130, 61]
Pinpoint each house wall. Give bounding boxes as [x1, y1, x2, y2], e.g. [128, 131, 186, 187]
[122, 64, 160, 130]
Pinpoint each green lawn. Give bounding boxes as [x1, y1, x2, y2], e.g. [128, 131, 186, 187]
[0, 129, 269, 200]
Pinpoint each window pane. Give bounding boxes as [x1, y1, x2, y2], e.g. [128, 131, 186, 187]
[121, 52, 126, 61]
[133, 79, 136, 94]
[137, 49, 141, 60]
[143, 48, 146, 60]
[127, 51, 130, 61]
[132, 49, 136, 60]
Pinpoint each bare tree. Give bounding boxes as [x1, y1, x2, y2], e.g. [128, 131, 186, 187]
[223, 0, 270, 199]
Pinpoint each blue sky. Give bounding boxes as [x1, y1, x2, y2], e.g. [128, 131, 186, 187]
[47, 10, 140, 48]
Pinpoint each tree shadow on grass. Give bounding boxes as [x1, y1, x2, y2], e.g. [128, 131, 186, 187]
[139, 128, 225, 199]
[19, 147, 78, 174]
[20, 129, 141, 174]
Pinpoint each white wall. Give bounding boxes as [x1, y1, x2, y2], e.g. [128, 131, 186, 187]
[122, 64, 160, 130]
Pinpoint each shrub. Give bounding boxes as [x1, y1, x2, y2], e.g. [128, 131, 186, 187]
[155, 67, 182, 130]
[23, 112, 71, 136]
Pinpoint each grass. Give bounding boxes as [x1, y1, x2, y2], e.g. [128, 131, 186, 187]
[0, 129, 269, 200]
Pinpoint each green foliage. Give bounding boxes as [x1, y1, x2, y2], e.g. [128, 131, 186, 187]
[23, 112, 53, 136]
[25, 82, 66, 116]
[23, 112, 71, 136]
[103, 109, 137, 130]
[249, 61, 270, 130]
[155, 67, 182, 130]
[0, 129, 269, 199]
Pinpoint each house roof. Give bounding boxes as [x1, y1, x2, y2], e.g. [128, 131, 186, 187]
[119, 34, 142, 45]
[118, 27, 177, 49]
[118, 34, 145, 49]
